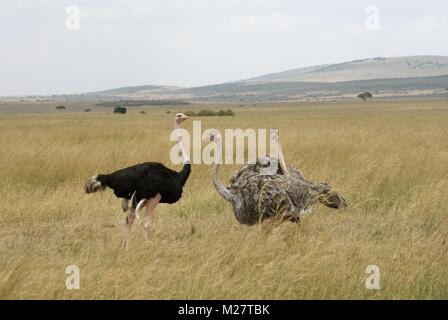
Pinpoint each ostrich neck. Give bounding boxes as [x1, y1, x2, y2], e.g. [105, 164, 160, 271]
[212, 141, 235, 203]
[278, 143, 290, 176]
[174, 120, 191, 184]
[174, 121, 190, 164]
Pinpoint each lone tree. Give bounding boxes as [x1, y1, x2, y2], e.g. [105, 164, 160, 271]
[357, 92, 373, 102]
[56, 105, 66, 111]
[113, 106, 127, 114]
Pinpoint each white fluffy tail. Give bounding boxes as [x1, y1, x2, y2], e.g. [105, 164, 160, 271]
[84, 175, 104, 193]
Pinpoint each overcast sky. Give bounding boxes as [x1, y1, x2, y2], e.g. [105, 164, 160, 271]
[1, 0, 447, 95]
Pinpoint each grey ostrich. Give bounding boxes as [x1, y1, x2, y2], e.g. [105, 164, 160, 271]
[210, 131, 346, 225]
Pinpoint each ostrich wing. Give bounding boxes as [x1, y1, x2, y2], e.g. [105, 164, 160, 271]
[226, 156, 346, 225]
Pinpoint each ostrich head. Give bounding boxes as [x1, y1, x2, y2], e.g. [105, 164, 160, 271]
[175, 113, 190, 126]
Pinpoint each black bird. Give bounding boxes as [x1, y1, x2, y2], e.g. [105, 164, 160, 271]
[84, 113, 191, 249]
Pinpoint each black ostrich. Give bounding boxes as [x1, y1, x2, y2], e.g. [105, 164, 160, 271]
[84, 113, 191, 249]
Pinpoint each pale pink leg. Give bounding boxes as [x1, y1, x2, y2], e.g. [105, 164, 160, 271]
[142, 193, 162, 241]
[121, 207, 136, 250]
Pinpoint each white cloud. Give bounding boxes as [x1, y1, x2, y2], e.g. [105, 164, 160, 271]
[404, 15, 445, 37]
[0, 0, 447, 95]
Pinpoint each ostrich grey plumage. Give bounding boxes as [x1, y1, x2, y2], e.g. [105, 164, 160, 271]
[211, 131, 346, 225]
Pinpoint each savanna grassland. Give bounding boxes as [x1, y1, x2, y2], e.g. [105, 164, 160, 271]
[0, 99, 447, 299]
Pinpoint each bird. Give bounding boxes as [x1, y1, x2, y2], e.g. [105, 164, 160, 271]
[84, 112, 191, 249]
[209, 130, 346, 225]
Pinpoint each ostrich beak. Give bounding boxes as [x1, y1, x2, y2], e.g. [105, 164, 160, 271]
[182, 115, 190, 121]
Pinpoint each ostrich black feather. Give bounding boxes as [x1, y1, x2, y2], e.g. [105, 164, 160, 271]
[85, 162, 191, 205]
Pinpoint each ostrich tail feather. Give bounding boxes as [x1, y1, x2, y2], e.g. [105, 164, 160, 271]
[319, 190, 347, 209]
[84, 175, 105, 194]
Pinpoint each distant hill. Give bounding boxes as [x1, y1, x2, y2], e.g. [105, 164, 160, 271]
[91, 85, 180, 95]
[95, 99, 190, 107]
[169, 74, 448, 101]
[58, 85, 182, 101]
[9, 56, 448, 102]
[245, 55, 448, 83]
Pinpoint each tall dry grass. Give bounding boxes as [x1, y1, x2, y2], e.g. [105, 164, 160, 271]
[0, 100, 447, 299]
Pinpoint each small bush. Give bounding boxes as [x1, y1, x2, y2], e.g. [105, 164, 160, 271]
[113, 107, 127, 114]
[217, 109, 234, 116]
[84, 109, 91, 112]
[357, 92, 373, 102]
[166, 110, 171, 114]
[197, 109, 217, 116]
[140, 110, 146, 114]
[184, 110, 197, 117]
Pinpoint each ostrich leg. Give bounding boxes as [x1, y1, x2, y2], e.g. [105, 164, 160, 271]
[121, 207, 136, 250]
[142, 193, 162, 241]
